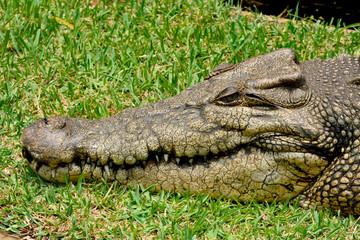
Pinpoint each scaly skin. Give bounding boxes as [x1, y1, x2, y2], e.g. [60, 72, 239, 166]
[22, 49, 360, 215]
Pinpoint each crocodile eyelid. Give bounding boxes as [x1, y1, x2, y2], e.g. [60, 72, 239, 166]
[214, 87, 242, 105]
[245, 93, 263, 101]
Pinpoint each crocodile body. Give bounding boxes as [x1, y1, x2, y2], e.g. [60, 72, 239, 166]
[22, 49, 360, 215]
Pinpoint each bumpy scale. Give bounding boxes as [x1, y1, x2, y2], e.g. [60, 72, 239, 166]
[22, 49, 360, 215]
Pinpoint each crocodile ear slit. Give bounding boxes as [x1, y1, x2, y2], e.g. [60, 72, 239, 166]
[204, 63, 236, 80]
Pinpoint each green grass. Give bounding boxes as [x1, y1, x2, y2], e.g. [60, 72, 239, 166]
[1, 0, 360, 238]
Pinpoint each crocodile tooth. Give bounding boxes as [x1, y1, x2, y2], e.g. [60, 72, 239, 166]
[125, 156, 136, 165]
[87, 157, 91, 164]
[189, 158, 193, 165]
[164, 154, 169, 162]
[204, 156, 207, 161]
[155, 155, 160, 162]
[109, 161, 113, 168]
[97, 160, 101, 167]
[51, 169, 55, 178]
[70, 162, 76, 169]
[81, 160, 85, 167]
[104, 164, 110, 176]
[91, 163, 95, 172]
[142, 161, 147, 167]
[30, 161, 38, 171]
[176, 158, 180, 164]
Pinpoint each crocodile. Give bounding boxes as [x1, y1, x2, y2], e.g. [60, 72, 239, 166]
[22, 48, 360, 215]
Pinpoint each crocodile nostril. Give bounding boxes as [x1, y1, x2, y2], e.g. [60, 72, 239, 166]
[43, 117, 67, 129]
[54, 117, 67, 129]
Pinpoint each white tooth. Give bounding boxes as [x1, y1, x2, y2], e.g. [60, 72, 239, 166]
[104, 164, 110, 176]
[189, 158, 193, 165]
[125, 156, 136, 165]
[30, 161, 38, 171]
[164, 154, 169, 162]
[81, 160, 85, 167]
[176, 158, 180, 164]
[52, 169, 56, 178]
[234, 136, 241, 145]
[87, 157, 91, 164]
[91, 163, 95, 172]
[155, 155, 160, 162]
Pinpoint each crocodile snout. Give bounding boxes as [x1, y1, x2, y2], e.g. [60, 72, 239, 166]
[21, 116, 76, 167]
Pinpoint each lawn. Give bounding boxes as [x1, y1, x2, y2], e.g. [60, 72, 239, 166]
[1, 0, 360, 239]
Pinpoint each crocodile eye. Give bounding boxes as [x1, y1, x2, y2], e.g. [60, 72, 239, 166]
[219, 92, 241, 104]
[214, 87, 242, 106]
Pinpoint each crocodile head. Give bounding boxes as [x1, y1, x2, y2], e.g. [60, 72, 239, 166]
[22, 48, 360, 205]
